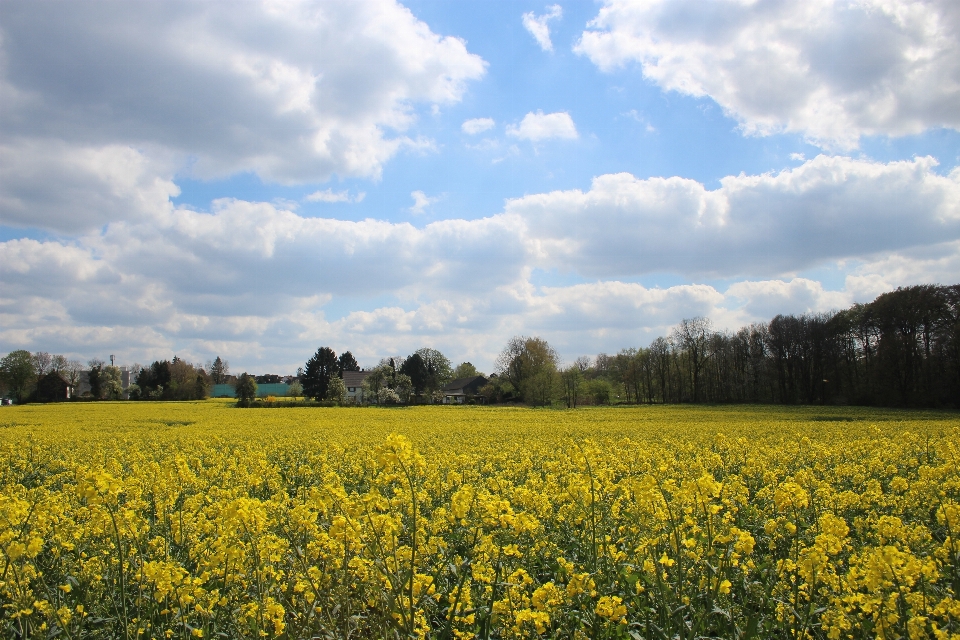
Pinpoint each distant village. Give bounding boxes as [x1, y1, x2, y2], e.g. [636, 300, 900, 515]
[0, 347, 494, 407]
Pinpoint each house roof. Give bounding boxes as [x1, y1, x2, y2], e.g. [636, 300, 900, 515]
[442, 376, 488, 393]
[343, 370, 371, 387]
[38, 371, 70, 386]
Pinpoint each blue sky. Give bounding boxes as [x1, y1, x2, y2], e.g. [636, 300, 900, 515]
[2, 0, 960, 374]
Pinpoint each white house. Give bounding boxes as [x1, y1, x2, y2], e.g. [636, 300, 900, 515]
[343, 370, 372, 402]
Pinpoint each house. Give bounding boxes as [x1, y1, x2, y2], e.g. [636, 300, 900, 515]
[442, 376, 489, 404]
[36, 372, 71, 402]
[343, 370, 371, 402]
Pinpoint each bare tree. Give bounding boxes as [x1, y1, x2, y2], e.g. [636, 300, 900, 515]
[50, 354, 68, 372]
[31, 351, 52, 377]
[64, 360, 84, 389]
[495, 336, 528, 391]
[672, 317, 714, 403]
[562, 364, 584, 408]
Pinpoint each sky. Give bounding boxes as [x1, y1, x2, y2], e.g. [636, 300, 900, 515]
[2, 0, 960, 375]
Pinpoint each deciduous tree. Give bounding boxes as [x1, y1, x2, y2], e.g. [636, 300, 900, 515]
[236, 372, 258, 406]
[1, 350, 35, 403]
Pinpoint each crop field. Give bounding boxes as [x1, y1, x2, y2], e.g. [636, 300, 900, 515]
[1, 402, 959, 639]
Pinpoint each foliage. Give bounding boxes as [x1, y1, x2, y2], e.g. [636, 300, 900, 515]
[393, 373, 414, 403]
[134, 359, 208, 401]
[326, 376, 345, 405]
[496, 336, 560, 405]
[337, 351, 360, 375]
[592, 284, 960, 408]
[0, 404, 959, 639]
[235, 372, 258, 406]
[0, 350, 35, 403]
[209, 356, 230, 384]
[100, 365, 124, 400]
[561, 364, 584, 408]
[287, 380, 303, 399]
[453, 361, 481, 379]
[87, 358, 104, 399]
[303, 347, 338, 400]
[400, 352, 429, 396]
[414, 347, 453, 393]
[480, 376, 514, 404]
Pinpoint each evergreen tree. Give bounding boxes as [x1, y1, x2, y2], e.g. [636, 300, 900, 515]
[337, 351, 360, 374]
[210, 356, 229, 384]
[303, 346, 338, 400]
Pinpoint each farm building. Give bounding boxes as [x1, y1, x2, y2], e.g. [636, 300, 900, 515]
[442, 376, 488, 404]
[36, 372, 71, 402]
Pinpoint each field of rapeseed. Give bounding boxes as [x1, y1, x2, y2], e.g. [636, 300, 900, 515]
[0, 402, 959, 639]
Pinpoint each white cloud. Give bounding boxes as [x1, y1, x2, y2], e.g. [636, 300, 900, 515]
[304, 189, 365, 203]
[522, 5, 563, 52]
[409, 190, 439, 215]
[510, 156, 960, 278]
[575, 0, 960, 149]
[462, 117, 496, 135]
[724, 278, 851, 320]
[0, 140, 179, 232]
[0, 0, 486, 231]
[507, 110, 578, 141]
[3, 157, 960, 373]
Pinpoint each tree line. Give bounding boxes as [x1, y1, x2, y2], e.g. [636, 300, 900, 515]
[540, 284, 960, 408]
[0, 352, 221, 403]
[3, 284, 959, 408]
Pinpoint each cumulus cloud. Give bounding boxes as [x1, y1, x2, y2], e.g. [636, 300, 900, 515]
[3, 156, 960, 371]
[304, 189, 365, 203]
[724, 278, 852, 320]
[522, 5, 563, 52]
[0, 0, 486, 232]
[510, 155, 960, 278]
[462, 117, 496, 135]
[575, 0, 960, 148]
[0, 140, 179, 232]
[507, 111, 578, 141]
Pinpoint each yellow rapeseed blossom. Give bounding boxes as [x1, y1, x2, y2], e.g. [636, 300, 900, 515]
[0, 401, 957, 638]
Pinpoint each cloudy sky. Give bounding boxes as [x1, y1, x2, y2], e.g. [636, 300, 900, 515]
[2, 0, 960, 374]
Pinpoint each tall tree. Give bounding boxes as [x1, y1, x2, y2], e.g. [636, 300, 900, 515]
[561, 364, 584, 408]
[303, 346, 338, 400]
[235, 373, 258, 406]
[88, 358, 105, 400]
[413, 348, 452, 393]
[210, 356, 229, 384]
[338, 351, 360, 374]
[400, 352, 429, 396]
[64, 360, 84, 390]
[50, 354, 68, 372]
[496, 336, 559, 405]
[672, 317, 714, 403]
[1, 350, 36, 403]
[32, 351, 52, 378]
[495, 336, 528, 393]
